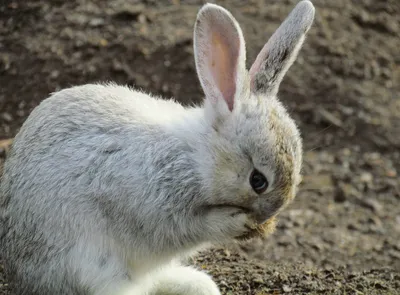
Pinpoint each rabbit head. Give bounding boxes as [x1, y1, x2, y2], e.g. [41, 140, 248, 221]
[194, 1, 315, 232]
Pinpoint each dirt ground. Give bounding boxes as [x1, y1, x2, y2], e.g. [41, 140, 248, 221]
[0, 0, 399, 294]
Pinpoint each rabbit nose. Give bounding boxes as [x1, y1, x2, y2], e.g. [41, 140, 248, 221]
[254, 211, 275, 225]
[252, 198, 284, 224]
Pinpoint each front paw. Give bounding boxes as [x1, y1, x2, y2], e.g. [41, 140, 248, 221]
[203, 206, 255, 241]
[150, 266, 221, 295]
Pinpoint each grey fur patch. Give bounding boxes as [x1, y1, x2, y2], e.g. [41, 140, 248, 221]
[251, 0, 315, 95]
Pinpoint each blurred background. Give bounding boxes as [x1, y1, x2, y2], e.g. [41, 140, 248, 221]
[0, 0, 399, 294]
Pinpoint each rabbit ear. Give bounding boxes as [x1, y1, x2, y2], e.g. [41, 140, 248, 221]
[249, 0, 315, 96]
[194, 3, 246, 114]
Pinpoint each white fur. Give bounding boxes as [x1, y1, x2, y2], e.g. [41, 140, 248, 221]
[0, 2, 315, 295]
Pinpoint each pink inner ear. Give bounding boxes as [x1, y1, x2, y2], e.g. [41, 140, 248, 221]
[208, 31, 238, 112]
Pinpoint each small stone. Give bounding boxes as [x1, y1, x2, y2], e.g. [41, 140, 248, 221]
[162, 84, 169, 92]
[359, 198, 383, 214]
[283, 285, 292, 292]
[342, 148, 351, 156]
[253, 274, 264, 284]
[360, 172, 373, 183]
[1, 112, 13, 122]
[219, 280, 229, 287]
[223, 249, 231, 257]
[89, 18, 105, 27]
[138, 14, 147, 23]
[50, 70, 59, 78]
[164, 60, 171, 67]
[99, 39, 108, 47]
[338, 105, 354, 115]
[386, 169, 397, 178]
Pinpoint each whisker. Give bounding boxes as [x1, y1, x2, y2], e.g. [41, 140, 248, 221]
[306, 144, 331, 153]
[299, 188, 332, 191]
[313, 124, 333, 136]
[306, 140, 352, 153]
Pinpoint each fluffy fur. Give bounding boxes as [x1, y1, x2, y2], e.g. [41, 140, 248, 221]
[0, 1, 315, 295]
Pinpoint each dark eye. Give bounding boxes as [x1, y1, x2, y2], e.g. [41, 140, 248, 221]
[250, 169, 268, 194]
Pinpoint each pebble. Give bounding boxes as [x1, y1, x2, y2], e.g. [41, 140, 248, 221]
[360, 172, 373, 183]
[282, 285, 292, 292]
[386, 169, 397, 178]
[89, 18, 105, 27]
[358, 198, 383, 215]
[1, 113, 13, 122]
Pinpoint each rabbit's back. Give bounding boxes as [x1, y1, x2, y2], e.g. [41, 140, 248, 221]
[0, 83, 189, 294]
[1, 83, 187, 210]
[1, 83, 185, 229]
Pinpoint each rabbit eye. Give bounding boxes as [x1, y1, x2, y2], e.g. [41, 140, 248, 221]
[250, 169, 268, 194]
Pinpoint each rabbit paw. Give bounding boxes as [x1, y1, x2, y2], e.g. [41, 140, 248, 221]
[203, 206, 254, 241]
[149, 266, 221, 295]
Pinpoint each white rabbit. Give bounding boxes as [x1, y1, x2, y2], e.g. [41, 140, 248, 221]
[0, 1, 315, 295]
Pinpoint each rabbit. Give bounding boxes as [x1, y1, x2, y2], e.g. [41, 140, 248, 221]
[0, 1, 315, 295]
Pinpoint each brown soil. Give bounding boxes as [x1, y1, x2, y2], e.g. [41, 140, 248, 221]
[1, 0, 399, 294]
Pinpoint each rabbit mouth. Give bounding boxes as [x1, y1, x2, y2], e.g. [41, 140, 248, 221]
[205, 204, 277, 240]
[236, 216, 278, 241]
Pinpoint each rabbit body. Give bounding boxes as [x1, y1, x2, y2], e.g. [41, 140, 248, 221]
[1, 84, 230, 295]
[1, 2, 315, 295]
